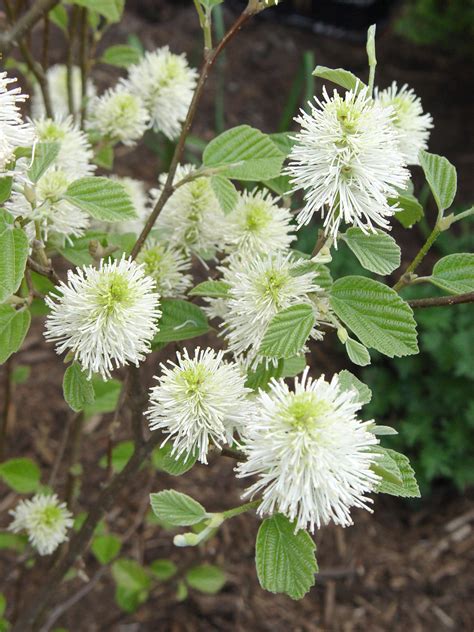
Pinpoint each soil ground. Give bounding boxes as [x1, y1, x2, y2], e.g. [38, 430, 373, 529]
[1, 2, 474, 630]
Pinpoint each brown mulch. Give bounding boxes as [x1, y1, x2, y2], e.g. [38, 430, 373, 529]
[1, 2, 474, 630]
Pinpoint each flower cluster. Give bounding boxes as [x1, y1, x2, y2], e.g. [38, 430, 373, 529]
[9, 494, 73, 555]
[0, 71, 35, 173]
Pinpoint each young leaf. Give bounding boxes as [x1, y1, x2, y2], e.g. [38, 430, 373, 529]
[185, 565, 226, 594]
[210, 176, 238, 214]
[345, 337, 371, 367]
[391, 192, 424, 228]
[203, 125, 285, 181]
[28, 142, 60, 182]
[100, 44, 141, 68]
[281, 355, 306, 378]
[149, 559, 177, 581]
[337, 369, 372, 405]
[153, 299, 209, 344]
[374, 448, 420, 497]
[0, 306, 31, 364]
[342, 228, 401, 275]
[99, 441, 134, 473]
[419, 150, 457, 213]
[70, 0, 124, 22]
[428, 253, 474, 295]
[63, 363, 95, 412]
[49, 4, 68, 31]
[188, 280, 230, 298]
[92, 534, 121, 564]
[330, 276, 418, 358]
[255, 514, 317, 600]
[65, 177, 137, 222]
[0, 210, 28, 303]
[149, 490, 206, 526]
[83, 377, 122, 416]
[0, 457, 40, 493]
[151, 443, 197, 477]
[111, 558, 151, 593]
[312, 66, 365, 92]
[0, 177, 12, 203]
[260, 304, 315, 360]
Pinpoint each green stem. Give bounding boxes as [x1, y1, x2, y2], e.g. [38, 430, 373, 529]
[449, 206, 474, 225]
[222, 499, 261, 520]
[393, 223, 441, 292]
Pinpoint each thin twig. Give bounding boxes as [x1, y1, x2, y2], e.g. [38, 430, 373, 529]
[47, 413, 75, 488]
[0, 358, 14, 461]
[79, 7, 88, 128]
[27, 257, 60, 285]
[0, 0, 60, 52]
[408, 292, 474, 309]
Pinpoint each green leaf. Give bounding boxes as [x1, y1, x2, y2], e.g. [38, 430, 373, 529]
[94, 144, 114, 170]
[0, 210, 29, 303]
[153, 299, 209, 344]
[366, 24, 377, 72]
[255, 514, 317, 600]
[203, 125, 285, 181]
[345, 337, 371, 367]
[149, 490, 206, 527]
[313, 264, 333, 291]
[371, 448, 403, 486]
[0, 306, 31, 364]
[281, 355, 306, 378]
[419, 150, 457, 213]
[0, 594, 5, 618]
[99, 441, 134, 473]
[374, 448, 420, 497]
[330, 276, 418, 358]
[0, 532, 28, 552]
[114, 585, 146, 613]
[188, 280, 230, 298]
[260, 304, 315, 360]
[185, 565, 226, 594]
[111, 558, 151, 593]
[28, 142, 60, 182]
[0, 457, 40, 493]
[100, 44, 141, 68]
[63, 363, 95, 412]
[269, 132, 295, 156]
[92, 534, 121, 564]
[312, 66, 365, 92]
[337, 369, 372, 405]
[49, 4, 68, 31]
[245, 359, 284, 391]
[429, 253, 474, 295]
[0, 177, 12, 203]
[149, 559, 177, 581]
[58, 231, 107, 266]
[11, 365, 30, 384]
[342, 228, 401, 275]
[83, 377, 121, 416]
[65, 177, 137, 222]
[151, 443, 197, 477]
[210, 176, 238, 214]
[392, 192, 424, 228]
[69, 0, 124, 22]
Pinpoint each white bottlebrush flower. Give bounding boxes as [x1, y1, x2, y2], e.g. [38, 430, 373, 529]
[288, 87, 409, 239]
[88, 84, 149, 146]
[31, 64, 96, 119]
[33, 115, 95, 177]
[125, 47, 198, 139]
[376, 82, 433, 165]
[0, 71, 35, 173]
[136, 238, 192, 298]
[152, 164, 226, 259]
[212, 252, 323, 368]
[9, 494, 73, 556]
[237, 369, 380, 532]
[7, 167, 90, 242]
[146, 347, 253, 464]
[44, 258, 160, 379]
[224, 189, 295, 256]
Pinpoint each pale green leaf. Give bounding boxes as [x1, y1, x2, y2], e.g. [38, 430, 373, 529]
[0, 210, 28, 303]
[0, 457, 40, 493]
[111, 558, 151, 592]
[99, 441, 134, 473]
[260, 304, 315, 360]
[151, 443, 197, 477]
[150, 559, 177, 581]
[83, 377, 121, 416]
[374, 448, 420, 497]
[312, 66, 365, 92]
[429, 253, 474, 295]
[419, 149, 457, 213]
[342, 228, 401, 275]
[337, 369, 372, 404]
[63, 362, 95, 412]
[185, 565, 226, 594]
[188, 280, 230, 298]
[0, 306, 31, 364]
[92, 534, 121, 564]
[149, 490, 206, 526]
[65, 177, 137, 222]
[255, 514, 317, 600]
[281, 355, 306, 378]
[101, 44, 141, 68]
[153, 299, 209, 344]
[330, 276, 418, 358]
[345, 337, 371, 366]
[49, 4, 68, 31]
[69, 0, 124, 22]
[28, 142, 60, 182]
[203, 125, 285, 181]
[391, 192, 424, 228]
[210, 176, 238, 214]
[0, 177, 12, 203]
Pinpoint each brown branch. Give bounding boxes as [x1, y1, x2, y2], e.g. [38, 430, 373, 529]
[0, 358, 14, 461]
[27, 257, 60, 286]
[130, 8, 254, 260]
[0, 0, 60, 52]
[408, 292, 474, 309]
